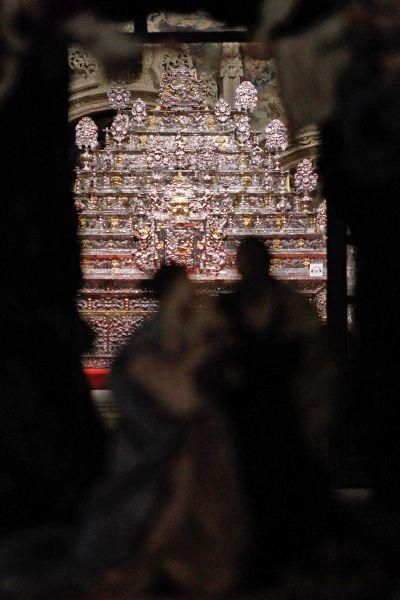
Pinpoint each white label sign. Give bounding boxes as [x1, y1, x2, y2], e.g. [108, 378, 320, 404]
[309, 262, 324, 278]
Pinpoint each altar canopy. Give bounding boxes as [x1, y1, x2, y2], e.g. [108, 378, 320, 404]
[74, 66, 326, 367]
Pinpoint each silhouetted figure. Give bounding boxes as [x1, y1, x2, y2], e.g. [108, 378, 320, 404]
[212, 238, 335, 589]
[74, 264, 248, 597]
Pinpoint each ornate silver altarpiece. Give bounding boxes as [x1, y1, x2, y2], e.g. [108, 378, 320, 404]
[74, 66, 327, 367]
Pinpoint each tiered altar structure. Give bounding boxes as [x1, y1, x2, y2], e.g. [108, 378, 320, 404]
[74, 66, 327, 367]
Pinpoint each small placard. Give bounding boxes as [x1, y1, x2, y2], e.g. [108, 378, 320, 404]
[309, 262, 324, 277]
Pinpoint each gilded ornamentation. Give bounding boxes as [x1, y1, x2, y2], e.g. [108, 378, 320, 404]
[243, 216, 255, 228]
[75, 66, 327, 366]
[241, 174, 252, 187]
[274, 216, 286, 230]
[272, 239, 281, 250]
[111, 175, 122, 187]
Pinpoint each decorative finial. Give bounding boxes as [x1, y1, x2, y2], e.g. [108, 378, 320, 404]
[235, 115, 251, 144]
[131, 98, 147, 126]
[234, 81, 258, 113]
[110, 113, 130, 142]
[294, 159, 318, 194]
[159, 66, 207, 110]
[75, 116, 98, 150]
[107, 81, 131, 111]
[264, 119, 288, 153]
[294, 159, 318, 210]
[315, 200, 327, 232]
[214, 98, 231, 124]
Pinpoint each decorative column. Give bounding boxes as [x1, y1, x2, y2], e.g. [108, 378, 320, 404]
[220, 42, 243, 106]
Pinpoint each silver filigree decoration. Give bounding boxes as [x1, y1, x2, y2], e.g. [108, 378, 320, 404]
[107, 81, 131, 110]
[250, 145, 264, 168]
[199, 72, 218, 103]
[98, 151, 114, 171]
[264, 172, 275, 192]
[316, 288, 327, 321]
[315, 200, 327, 233]
[110, 113, 130, 142]
[294, 159, 318, 193]
[161, 48, 193, 71]
[235, 115, 251, 144]
[234, 81, 258, 112]
[173, 134, 189, 169]
[74, 65, 327, 371]
[147, 146, 167, 169]
[214, 98, 231, 124]
[131, 98, 147, 126]
[198, 143, 216, 169]
[159, 66, 207, 110]
[75, 117, 98, 150]
[264, 119, 288, 153]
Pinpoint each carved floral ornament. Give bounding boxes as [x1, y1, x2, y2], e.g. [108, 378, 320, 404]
[68, 46, 99, 79]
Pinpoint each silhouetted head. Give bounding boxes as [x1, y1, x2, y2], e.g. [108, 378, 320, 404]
[237, 237, 271, 282]
[150, 263, 189, 301]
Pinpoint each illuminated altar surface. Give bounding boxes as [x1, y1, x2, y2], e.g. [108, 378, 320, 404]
[74, 66, 327, 366]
